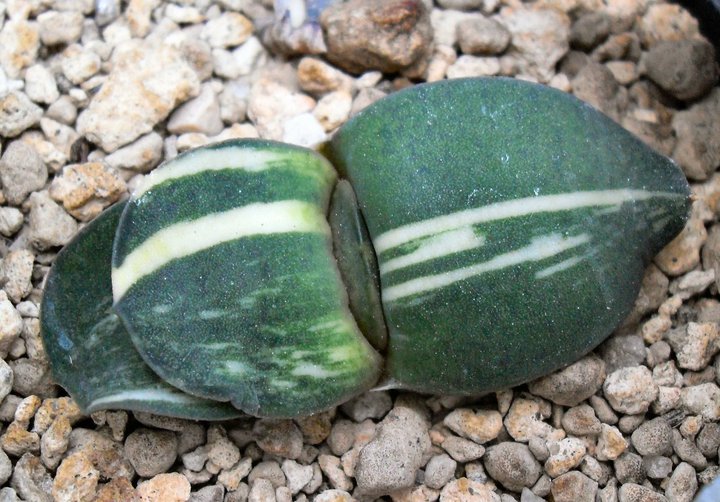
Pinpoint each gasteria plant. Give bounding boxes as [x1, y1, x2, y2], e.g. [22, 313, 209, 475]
[40, 77, 691, 419]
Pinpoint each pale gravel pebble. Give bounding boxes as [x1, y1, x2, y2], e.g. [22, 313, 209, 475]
[603, 366, 658, 414]
[248, 478, 275, 502]
[0, 207, 24, 237]
[443, 408, 503, 444]
[354, 405, 430, 495]
[124, 428, 178, 478]
[550, 471, 597, 502]
[441, 435, 486, 462]
[544, 437, 586, 477]
[439, 477, 500, 501]
[595, 424, 628, 461]
[528, 355, 606, 407]
[248, 461, 286, 489]
[483, 442, 541, 492]
[280, 459, 313, 495]
[0, 250, 34, 304]
[504, 397, 565, 442]
[424, 453, 457, 490]
[27, 191, 79, 251]
[630, 417, 672, 456]
[252, 419, 303, 460]
[167, 84, 224, 136]
[0, 141, 47, 206]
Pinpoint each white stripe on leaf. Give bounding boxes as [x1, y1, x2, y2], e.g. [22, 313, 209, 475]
[134, 148, 283, 196]
[383, 233, 591, 302]
[374, 189, 682, 254]
[380, 226, 486, 275]
[112, 200, 328, 300]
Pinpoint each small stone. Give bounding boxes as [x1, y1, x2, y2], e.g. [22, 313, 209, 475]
[697, 423, 720, 458]
[441, 435, 486, 462]
[497, 5, 570, 83]
[60, 43, 101, 85]
[45, 96, 77, 125]
[681, 383, 720, 420]
[313, 90, 353, 132]
[297, 57, 353, 94]
[637, 4, 700, 48]
[320, 0, 433, 76]
[201, 12, 253, 49]
[1, 250, 34, 304]
[208, 437, 240, 471]
[0, 20, 40, 78]
[124, 428, 178, 478]
[571, 61, 626, 121]
[457, 17, 511, 55]
[561, 405, 601, 436]
[327, 419, 356, 456]
[27, 191, 79, 250]
[52, 451, 99, 502]
[39, 414, 71, 470]
[446, 55, 501, 78]
[0, 294, 23, 355]
[230, 37, 266, 77]
[605, 61, 638, 85]
[544, 438, 586, 478]
[665, 462, 697, 502]
[484, 442, 541, 492]
[444, 409, 503, 445]
[319, 454, 353, 491]
[644, 455, 673, 479]
[437, 0, 483, 8]
[248, 478, 275, 502]
[167, 84, 224, 136]
[104, 132, 164, 173]
[672, 88, 720, 181]
[569, 12, 611, 51]
[644, 40, 717, 101]
[253, 419, 303, 460]
[504, 397, 565, 443]
[136, 473, 191, 502]
[164, 4, 203, 24]
[617, 483, 667, 502]
[311, 489, 352, 502]
[10, 453, 52, 502]
[281, 459, 313, 495]
[0, 207, 24, 237]
[10, 358, 55, 397]
[630, 417, 672, 456]
[528, 355, 606, 406]
[355, 405, 431, 495]
[665, 322, 720, 370]
[0, 92, 43, 139]
[614, 452, 646, 484]
[672, 429, 707, 469]
[0, 449, 11, 486]
[655, 208, 706, 275]
[24, 64, 59, 105]
[1, 421, 40, 457]
[550, 471, 597, 502]
[0, 140, 48, 205]
[37, 10, 84, 45]
[94, 477, 137, 502]
[247, 79, 315, 141]
[33, 397, 83, 435]
[189, 485, 224, 502]
[424, 453, 457, 490]
[48, 161, 126, 222]
[181, 446, 208, 472]
[218, 457, 252, 491]
[77, 40, 200, 152]
[282, 112, 327, 148]
[439, 478, 499, 501]
[603, 366, 658, 415]
[595, 424, 628, 461]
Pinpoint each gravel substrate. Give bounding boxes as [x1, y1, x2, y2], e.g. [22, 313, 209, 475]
[0, 0, 719, 501]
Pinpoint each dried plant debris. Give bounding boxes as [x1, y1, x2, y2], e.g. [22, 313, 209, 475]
[0, 0, 719, 500]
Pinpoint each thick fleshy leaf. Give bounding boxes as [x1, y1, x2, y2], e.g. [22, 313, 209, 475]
[328, 77, 691, 394]
[40, 202, 242, 420]
[111, 139, 381, 418]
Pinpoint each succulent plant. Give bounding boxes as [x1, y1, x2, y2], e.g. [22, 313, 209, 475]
[41, 77, 690, 419]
